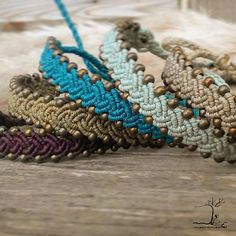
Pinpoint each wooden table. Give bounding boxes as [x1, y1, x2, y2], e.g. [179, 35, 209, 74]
[0, 1, 236, 235]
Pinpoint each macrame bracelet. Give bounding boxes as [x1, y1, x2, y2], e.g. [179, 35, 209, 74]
[161, 37, 236, 83]
[9, 73, 149, 148]
[0, 111, 113, 163]
[100, 20, 236, 163]
[162, 45, 236, 141]
[37, 0, 174, 148]
[38, 39, 173, 146]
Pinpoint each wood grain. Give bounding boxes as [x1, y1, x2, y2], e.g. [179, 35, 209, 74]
[0, 1, 236, 235]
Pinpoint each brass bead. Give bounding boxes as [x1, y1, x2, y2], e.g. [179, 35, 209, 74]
[213, 118, 222, 128]
[199, 109, 206, 118]
[111, 145, 119, 152]
[105, 82, 114, 91]
[154, 86, 166, 97]
[88, 106, 95, 114]
[114, 80, 121, 88]
[55, 99, 65, 107]
[192, 68, 204, 77]
[26, 118, 32, 125]
[76, 99, 82, 106]
[167, 98, 179, 109]
[121, 42, 131, 50]
[202, 77, 214, 88]
[19, 155, 28, 163]
[7, 153, 16, 161]
[188, 145, 197, 152]
[91, 75, 101, 84]
[173, 137, 183, 144]
[198, 118, 210, 130]
[103, 135, 110, 144]
[69, 102, 77, 110]
[143, 133, 151, 140]
[100, 113, 108, 120]
[77, 68, 88, 77]
[97, 148, 104, 155]
[143, 74, 155, 84]
[67, 62, 78, 71]
[117, 138, 125, 146]
[129, 127, 137, 136]
[53, 49, 62, 57]
[9, 127, 18, 135]
[51, 155, 60, 162]
[32, 91, 41, 100]
[160, 127, 168, 134]
[218, 85, 230, 96]
[55, 85, 60, 91]
[134, 64, 145, 73]
[73, 131, 82, 138]
[82, 150, 90, 157]
[115, 121, 123, 128]
[24, 128, 32, 136]
[127, 52, 138, 61]
[214, 156, 225, 163]
[44, 95, 53, 103]
[132, 103, 140, 113]
[213, 128, 225, 138]
[35, 155, 44, 163]
[120, 92, 129, 100]
[182, 108, 194, 120]
[45, 124, 53, 132]
[229, 127, 236, 137]
[145, 116, 153, 124]
[38, 128, 46, 136]
[59, 56, 69, 63]
[131, 22, 140, 31]
[168, 142, 176, 148]
[185, 60, 193, 68]
[201, 152, 212, 158]
[88, 133, 97, 141]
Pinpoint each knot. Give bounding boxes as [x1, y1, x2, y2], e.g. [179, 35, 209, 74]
[216, 54, 231, 70]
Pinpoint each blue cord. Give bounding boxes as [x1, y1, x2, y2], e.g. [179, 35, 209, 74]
[54, 0, 111, 81]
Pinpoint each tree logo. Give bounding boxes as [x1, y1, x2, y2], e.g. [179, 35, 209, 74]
[193, 197, 228, 228]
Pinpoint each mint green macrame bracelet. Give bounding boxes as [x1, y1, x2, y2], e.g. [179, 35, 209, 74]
[100, 20, 236, 163]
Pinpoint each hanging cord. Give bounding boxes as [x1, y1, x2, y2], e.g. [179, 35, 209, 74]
[54, 0, 111, 81]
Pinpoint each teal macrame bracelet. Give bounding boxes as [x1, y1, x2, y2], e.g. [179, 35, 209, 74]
[38, 0, 174, 145]
[99, 20, 236, 163]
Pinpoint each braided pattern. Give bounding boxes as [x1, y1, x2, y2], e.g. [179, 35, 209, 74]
[163, 47, 236, 132]
[9, 74, 142, 147]
[39, 37, 173, 144]
[0, 113, 112, 163]
[100, 21, 236, 162]
[161, 37, 236, 83]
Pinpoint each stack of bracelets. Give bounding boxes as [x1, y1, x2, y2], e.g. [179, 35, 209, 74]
[1, 0, 236, 164]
